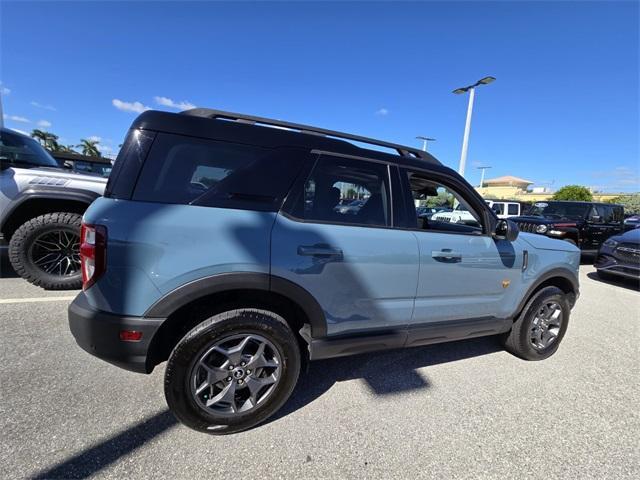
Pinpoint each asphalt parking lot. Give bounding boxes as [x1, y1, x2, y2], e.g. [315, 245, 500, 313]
[1, 248, 639, 479]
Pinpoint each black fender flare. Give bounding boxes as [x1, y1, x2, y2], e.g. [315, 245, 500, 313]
[1, 187, 99, 234]
[144, 272, 327, 338]
[514, 267, 580, 317]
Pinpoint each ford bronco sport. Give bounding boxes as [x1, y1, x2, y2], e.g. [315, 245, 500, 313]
[69, 109, 580, 434]
[0, 128, 106, 289]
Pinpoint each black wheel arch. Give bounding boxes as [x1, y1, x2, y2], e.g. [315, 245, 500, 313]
[143, 272, 327, 371]
[515, 268, 579, 319]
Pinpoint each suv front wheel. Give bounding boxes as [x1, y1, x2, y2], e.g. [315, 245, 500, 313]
[502, 286, 570, 360]
[164, 308, 301, 434]
[8, 212, 83, 290]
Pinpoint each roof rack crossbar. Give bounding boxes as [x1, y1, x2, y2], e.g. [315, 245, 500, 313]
[181, 108, 428, 160]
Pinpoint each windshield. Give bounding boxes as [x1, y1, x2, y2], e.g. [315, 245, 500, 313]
[0, 129, 61, 168]
[528, 202, 590, 220]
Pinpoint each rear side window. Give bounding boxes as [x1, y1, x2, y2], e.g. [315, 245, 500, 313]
[132, 133, 305, 211]
[289, 155, 392, 227]
[508, 204, 519, 215]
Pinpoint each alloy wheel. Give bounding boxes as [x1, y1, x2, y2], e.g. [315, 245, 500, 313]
[190, 334, 282, 416]
[530, 301, 563, 350]
[29, 230, 81, 277]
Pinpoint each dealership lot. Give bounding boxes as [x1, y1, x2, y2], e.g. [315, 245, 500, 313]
[1, 257, 638, 479]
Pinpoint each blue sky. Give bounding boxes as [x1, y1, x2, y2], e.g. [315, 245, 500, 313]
[1, 1, 638, 192]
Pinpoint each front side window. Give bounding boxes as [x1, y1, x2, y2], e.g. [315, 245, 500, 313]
[406, 171, 483, 234]
[291, 155, 391, 227]
[530, 202, 590, 221]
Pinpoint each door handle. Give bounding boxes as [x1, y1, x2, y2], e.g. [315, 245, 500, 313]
[431, 249, 462, 263]
[297, 245, 343, 258]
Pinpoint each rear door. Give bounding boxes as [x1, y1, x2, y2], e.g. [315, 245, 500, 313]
[272, 153, 419, 341]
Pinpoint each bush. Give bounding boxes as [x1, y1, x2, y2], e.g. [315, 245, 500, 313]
[552, 185, 593, 201]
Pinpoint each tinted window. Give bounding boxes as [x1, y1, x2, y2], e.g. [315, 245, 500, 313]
[492, 203, 504, 214]
[132, 133, 306, 211]
[105, 129, 156, 199]
[291, 155, 391, 227]
[508, 204, 519, 215]
[0, 129, 60, 168]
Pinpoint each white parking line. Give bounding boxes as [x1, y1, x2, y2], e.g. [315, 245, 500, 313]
[0, 296, 76, 304]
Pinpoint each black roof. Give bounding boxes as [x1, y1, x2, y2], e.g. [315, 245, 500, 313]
[130, 109, 449, 173]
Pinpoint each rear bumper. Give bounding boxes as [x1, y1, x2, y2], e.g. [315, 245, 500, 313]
[595, 254, 640, 279]
[68, 293, 165, 373]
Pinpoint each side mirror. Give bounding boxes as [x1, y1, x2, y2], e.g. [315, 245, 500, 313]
[495, 219, 519, 241]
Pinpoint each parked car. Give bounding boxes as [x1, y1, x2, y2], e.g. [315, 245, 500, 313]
[485, 200, 522, 218]
[430, 203, 480, 225]
[0, 128, 106, 289]
[595, 228, 640, 281]
[51, 151, 114, 178]
[511, 201, 624, 252]
[623, 214, 640, 230]
[69, 108, 580, 434]
[416, 205, 451, 219]
[334, 199, 365, 215]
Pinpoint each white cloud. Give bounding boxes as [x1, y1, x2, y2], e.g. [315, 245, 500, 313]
[375, 108, 389, 116]
[37, 120, 52, 128]
[112, 98, 150, 114]
[154, 96, 196, 110]
[87, 135, 102, 143]
[30, 101, 56, 111]
[3, 114, 30, 123]
[10, 128, 29, 135]
[100, 144, 113, 153]
[0, 85, 10, 95]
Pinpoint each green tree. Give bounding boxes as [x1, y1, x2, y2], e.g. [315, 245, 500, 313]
[552, 185, 593, 201]
[76, 139, 101, 157]
[608, 194, 640, 215]
[30, 129, 48, 146]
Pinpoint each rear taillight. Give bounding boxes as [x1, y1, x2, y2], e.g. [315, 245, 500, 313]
[80, 223, 107, 290]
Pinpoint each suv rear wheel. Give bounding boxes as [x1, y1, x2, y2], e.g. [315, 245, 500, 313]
[164, 308, 301, 434]
[502, 286, 570, 360]
[8, 212, 83, 290]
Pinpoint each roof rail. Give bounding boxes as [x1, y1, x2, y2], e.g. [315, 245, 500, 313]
[181, 108, 430, 160]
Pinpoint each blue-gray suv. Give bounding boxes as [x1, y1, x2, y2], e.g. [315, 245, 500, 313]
[69, 109, 581, 434]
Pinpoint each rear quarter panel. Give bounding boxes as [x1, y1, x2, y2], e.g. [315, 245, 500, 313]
[83, 198, 275, 316]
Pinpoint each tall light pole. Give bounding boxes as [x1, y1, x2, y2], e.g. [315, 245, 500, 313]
[453, 76, 495, 177]
[415, 136, 436, 152]
[477, 165, 492, 188]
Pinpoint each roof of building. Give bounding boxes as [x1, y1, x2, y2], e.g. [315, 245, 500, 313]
[483, 175, 534, 186]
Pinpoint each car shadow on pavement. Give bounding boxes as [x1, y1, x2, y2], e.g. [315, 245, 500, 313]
[269, 335, 503, 425]
[586, 271, 640, 292]
[31, 410, 178, 480]
[31, 337, 501, 478]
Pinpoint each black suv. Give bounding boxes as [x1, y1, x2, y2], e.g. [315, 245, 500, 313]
[511, 201, 624, 252]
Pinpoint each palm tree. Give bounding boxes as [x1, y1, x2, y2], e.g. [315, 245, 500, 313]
[44, 132, 60, 152]
[31, 129, 48, 146]
[76, 139, 101, 157]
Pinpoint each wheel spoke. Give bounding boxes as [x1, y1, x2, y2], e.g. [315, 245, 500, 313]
[206, 381, 237, 411]
[245, 374, 277, 405]
[34, 239, 62, 251]
[246, 341, 279, 370]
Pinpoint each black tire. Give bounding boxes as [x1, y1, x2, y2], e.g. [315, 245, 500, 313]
[165, 308, 301, 435]
[8, 212, 83, 290]
[502, 286, 570, 361]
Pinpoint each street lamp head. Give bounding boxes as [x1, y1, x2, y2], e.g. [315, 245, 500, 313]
[452, 87, 468, 95]
[416, 136, 436, 141]
[476, 76, 496, 86]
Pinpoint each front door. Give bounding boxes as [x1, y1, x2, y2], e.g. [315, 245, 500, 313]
[271, 154, 419, 340]
[400, 169, 523, 347]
